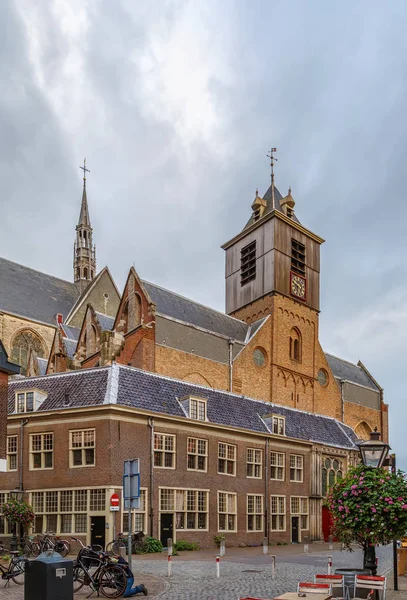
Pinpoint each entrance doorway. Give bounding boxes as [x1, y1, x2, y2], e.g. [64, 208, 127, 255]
[291, 516, 300, 543]
[91, 516, 106, 549]
[160, 514, 173, 547]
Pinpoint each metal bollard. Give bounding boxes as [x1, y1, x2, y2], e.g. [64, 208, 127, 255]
[167, 538, 173, 556]
[263, 537, 268, 555]
[216, 554, 220, 578]
[167, 554, 172, 577]
[271, 554, 276, 580]
[219, 538, 225, 557]
[327, 554, 332, 575]
[303, 535, 309, 554]
[328, 535, 333, 551]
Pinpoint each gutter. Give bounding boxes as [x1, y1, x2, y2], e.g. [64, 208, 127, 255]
[228, 339, 234, 392]
[19, 419, 29, 494]
[148, 417, 154, 537]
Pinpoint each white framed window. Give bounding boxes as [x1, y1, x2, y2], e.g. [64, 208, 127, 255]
[218, 442, 236, 476]
[30, 433, 53, 470]
[7, 436, 18, 471]
[159, 488, 209, 530]
[187, 438, 208, 471]
[30, 488, 106, 535]
[270, 495, 286, 531]
[154, 433, 176, 468]
[247, 494, 263, 532]
[272, 415, 285, 435]
[70, 429, 95, 467]
[270, 451, 285, 480]
[15, 391, 34, 413]
[291, 496, 309, 530]
[218, 491, 237, 532]
[290, 454, 304, 482]
[246, 448, 262, 478]
[0, 493, 11, 535]
[122, 489, 147, 533]
[190, 398, 207, 421]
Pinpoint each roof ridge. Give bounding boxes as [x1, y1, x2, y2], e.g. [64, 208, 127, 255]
[8, 365, 109, 384]
[325, 352, 362, 369]
[142, 279, 248, 327]
[0, 256, 77, 289]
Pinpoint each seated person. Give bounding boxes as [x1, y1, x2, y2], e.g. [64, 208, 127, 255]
[117, 556, 148, 597]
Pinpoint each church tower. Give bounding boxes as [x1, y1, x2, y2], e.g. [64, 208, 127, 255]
[74, 159, 96, 293]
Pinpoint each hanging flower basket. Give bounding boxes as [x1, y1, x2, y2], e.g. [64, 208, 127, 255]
[2, 498, 35, 527]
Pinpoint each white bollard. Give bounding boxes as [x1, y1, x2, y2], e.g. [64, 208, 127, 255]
[216, 554, 220, 578]
[167, 538, 173, 556]
[263, 537, 268, 555]
[271, 554, 276, 580]
[328, 535, 333, 551]
[303, 535, 309, 554]
[219, 538, 225, 557]
[167, 554, 172, 577]
[327, 554, 332, 575]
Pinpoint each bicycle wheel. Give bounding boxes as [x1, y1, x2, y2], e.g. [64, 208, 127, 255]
[73, 564, 88, 593]
[112, 540, 126, 555]
[133, 539, 149, 554]
[98, 564, 127, 598]
[11, 557, 26, 585]
[55, 540, 70, 557]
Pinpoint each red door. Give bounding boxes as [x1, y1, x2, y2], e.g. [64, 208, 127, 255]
[322, 506, 333, 542]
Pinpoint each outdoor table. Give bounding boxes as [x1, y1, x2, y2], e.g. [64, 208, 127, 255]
[273, 593, 332, 600]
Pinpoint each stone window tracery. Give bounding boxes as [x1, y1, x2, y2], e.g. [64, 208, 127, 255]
[321, 457, 343, 497]
[11, 330, 46, 375]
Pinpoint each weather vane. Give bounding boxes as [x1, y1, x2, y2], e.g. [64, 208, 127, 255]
[79, 158, 90, 184]
[266, 148, 278, 209]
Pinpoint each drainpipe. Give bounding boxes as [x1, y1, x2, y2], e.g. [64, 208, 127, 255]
[340, 379, 345, 423]
[228, 339, 234, 392]
[265, 438, 270, 544]
[148, 417, 154, 537]
[19, 419, 28, 494]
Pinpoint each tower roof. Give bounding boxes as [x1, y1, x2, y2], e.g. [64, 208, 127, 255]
[77, 183, 91, 228]
[243, 183, 301, 230]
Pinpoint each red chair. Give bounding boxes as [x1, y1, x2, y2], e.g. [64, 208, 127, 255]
[297, 582, 333, 594]
[353, 575, 386, 600]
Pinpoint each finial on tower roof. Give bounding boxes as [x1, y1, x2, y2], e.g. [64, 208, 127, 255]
[79, 158, 90, 186]
[288, 186, 292, 195]
[266, 147, 278, 210]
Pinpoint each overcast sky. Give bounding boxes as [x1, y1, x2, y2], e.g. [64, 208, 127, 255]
[1, 1, 407, 468]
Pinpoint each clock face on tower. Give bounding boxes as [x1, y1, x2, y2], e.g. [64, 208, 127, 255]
[290, 273, 306, 300]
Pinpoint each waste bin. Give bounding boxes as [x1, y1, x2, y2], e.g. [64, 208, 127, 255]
[335, 568, 372, 599]
[25, 551, 73, 600]
[398, 547, 407, 575]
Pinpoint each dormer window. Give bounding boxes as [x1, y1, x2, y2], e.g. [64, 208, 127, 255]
[190, 398, 207, 421]
[253, 209, 261, 222]
[286, 207, 293, 218]
[263, 414, 286, 436]
[16, 392, 34, 413]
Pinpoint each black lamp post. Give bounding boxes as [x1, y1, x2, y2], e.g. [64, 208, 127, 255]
[9, 488, 24, 552]
[357, 428, 390, 576]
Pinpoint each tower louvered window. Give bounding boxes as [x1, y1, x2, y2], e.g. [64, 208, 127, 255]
[241, 241, 256, 286]
[291, 239, 306, 276]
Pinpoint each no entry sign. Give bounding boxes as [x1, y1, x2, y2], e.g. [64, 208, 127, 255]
[110, 493, 120, 511]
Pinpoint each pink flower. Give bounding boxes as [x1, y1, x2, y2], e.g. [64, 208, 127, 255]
[402, 505, 407, 509]
[371, 507, 377, 513]
[338, 506, 344, 511]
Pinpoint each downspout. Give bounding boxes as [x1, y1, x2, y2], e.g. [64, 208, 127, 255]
[265, 438, 270, 544]
[340, 379, 345, 423]
[148, 417, 154, 537]
[19, 419, 28, 494]
[228, 339, 234, 392]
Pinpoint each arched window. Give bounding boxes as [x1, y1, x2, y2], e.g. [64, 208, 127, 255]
[86, 325, 97, 357]
[355, 421, 372, 441]
[76, 267, 80, 280]
[321, 457, 343, 497]
[83, 231, 87, 242]
[11, 330, 46, 375]
[289, 328, 301, 362]
[121, 301, 129, 334]
[84, 267, 88, 279]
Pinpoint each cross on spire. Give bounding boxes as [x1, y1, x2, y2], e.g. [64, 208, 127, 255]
[79, 158, 90, 184]
[266, 147, 278, 210]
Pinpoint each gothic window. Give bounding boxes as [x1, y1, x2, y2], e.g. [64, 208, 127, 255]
[355, 421, 372, 441]
[289, 328, 301, 362]
[321, 457, 343, 497]
[11, 330, 45, 375]
[84, 267, 88, 279]
[83, 231, 87, 242]
[121, 301, 129, 334]
[86, 325, 97, 357]
[121, 294, 142, 334]
[76, 267, 80, 280]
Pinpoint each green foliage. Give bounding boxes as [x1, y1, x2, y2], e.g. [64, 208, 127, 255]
[325, 464, 407, 550]
[144, 536, 163, 553]
[2, 498, 35, 526]
[173, 540, 199, 551]
[214, 534, 225, 547]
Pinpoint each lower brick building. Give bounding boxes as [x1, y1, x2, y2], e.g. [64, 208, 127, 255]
[0, 363, 360, 548]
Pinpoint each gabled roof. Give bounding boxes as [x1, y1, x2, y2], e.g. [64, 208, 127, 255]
[61, 324, 80, 341]
[8, 364, 358, 450]
[0, 257, 79, 325]
[325, 353, 380, 391]
[63, 338, 77, 359]
[142, 280, 250, 342]
[95, 312, 115, 332]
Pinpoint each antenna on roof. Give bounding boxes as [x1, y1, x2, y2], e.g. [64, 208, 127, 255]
[266, 148, 278, 210]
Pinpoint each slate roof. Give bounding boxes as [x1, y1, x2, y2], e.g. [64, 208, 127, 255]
[63, 338, 77, 359]
[325, 353, 380, 391]
[244, 184, 301, 230]
[95, 312, 115, 332]
[61, 325, 80, 341]
[37, 358, 48, 376]
[142, 281, 250, 342]
[0, 257, 79, 325]
[8, 364, 358, 449]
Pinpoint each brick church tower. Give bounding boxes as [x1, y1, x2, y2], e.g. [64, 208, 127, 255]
[74, 160, 96, 292]
[222, 158, 338, 417]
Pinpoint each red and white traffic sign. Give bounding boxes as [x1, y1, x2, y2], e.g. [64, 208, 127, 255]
[110, 493, 120, 511]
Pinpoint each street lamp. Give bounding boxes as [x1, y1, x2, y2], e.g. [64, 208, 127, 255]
[9, 488, 24, 552]
[356, 428, 390, 576]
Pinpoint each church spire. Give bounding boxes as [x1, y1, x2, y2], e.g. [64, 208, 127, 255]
[74, 159, 96, 292]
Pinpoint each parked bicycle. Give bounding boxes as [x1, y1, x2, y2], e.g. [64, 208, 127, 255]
[0, 543, 25, 586]
[105, 531, 148, 555]
[71, 537, 127, 598]
[37, 532, 70, 557]
[20, 533, 40, 558]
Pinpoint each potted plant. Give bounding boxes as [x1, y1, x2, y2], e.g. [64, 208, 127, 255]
[326, 463, 407, 573]
[2, 497, 35, 550]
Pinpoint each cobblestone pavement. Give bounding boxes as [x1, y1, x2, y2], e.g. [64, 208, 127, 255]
[1, 545, 394, 599]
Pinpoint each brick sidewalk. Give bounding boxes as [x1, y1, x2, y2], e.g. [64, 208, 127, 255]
[386, 573, 407, 600]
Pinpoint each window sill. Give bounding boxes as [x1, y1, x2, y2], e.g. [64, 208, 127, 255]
[187, 468, 207, 473]
[217, 472, 236, 477]
[246, 475, 263, 479]
[154, 466, 175, 470]
[70, 464, 96, 469]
